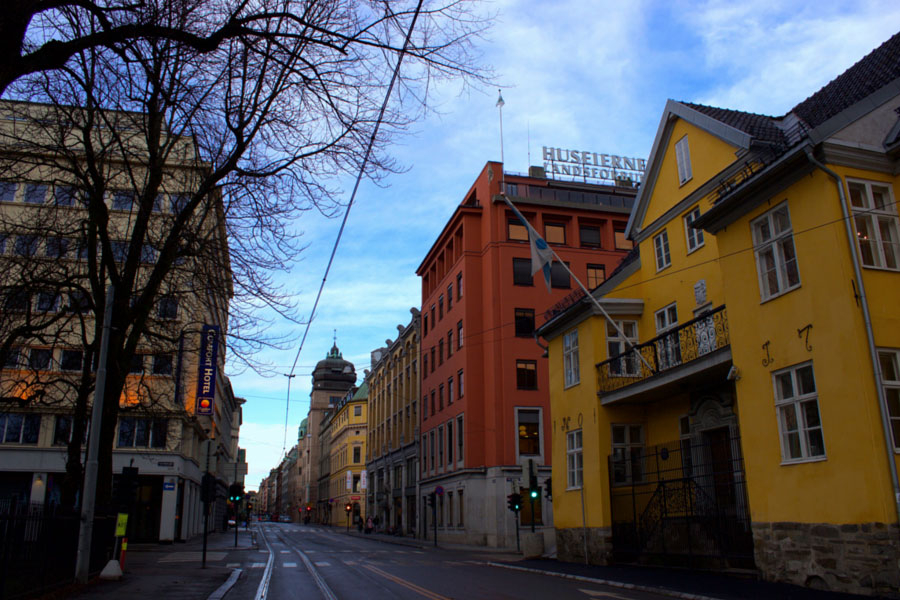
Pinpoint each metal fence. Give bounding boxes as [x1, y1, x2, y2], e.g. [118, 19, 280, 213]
[608, 432, 754, 569]
[0, 503, 115, 599]
[597, 305, 729, 393]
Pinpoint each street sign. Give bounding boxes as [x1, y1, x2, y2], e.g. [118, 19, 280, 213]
[346, 470, 352, 490]
[435, 485, 444, 496]
[351, 496, 360, 500]
[115, 513, 128, 537]
[163, 481, 175, 491]
[361, 470, 367, 490]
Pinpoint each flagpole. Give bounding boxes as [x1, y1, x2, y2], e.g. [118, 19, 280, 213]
[500, 194, 654, 375]
[497, 89, 506, 190]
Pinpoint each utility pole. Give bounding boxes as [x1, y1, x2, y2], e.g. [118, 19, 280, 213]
[75, 285, 114, 583]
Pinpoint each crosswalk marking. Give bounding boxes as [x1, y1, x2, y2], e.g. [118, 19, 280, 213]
[283, 562, 297, 568]
[226, 563, 240, 568]
[314, 561, 331, 567]
[250, 562, 266, 568]
[280, 550, 291, 554]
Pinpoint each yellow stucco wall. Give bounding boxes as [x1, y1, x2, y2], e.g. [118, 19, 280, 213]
[716, 166, 900, 525]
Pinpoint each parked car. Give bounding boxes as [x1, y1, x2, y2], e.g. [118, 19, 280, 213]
[279, 515, 291, 522]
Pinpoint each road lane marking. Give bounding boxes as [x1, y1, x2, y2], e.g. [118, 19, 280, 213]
[361, 564, 452, 600]
[578, 590, 633, 599]
[314, 561, 331, 566]
[250, 562, 266, 568]
[253, 526, 275, 600]
[280, 550, 291, 554]
[282, 562, 297, 568]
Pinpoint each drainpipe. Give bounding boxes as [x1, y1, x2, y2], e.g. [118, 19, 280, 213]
[805, 148, 900, 532]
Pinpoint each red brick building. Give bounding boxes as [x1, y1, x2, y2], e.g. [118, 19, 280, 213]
[416, 161, 637, 548]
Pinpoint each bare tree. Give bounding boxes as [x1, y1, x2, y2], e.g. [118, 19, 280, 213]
[0, 0, 489, 509]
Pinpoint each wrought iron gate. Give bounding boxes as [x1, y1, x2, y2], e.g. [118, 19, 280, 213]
[608, 431, 754, 569]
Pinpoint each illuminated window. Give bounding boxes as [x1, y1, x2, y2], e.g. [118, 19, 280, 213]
[508, 218, 528, 242]
[586, 264, 605, 289]
[849, 180, 899, 270]
[544, 223, 566, 245]
[517, 408, 541, 456]
[516, 360, 537, 389]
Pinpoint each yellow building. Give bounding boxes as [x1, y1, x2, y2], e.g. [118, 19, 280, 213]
[325, 383, 368, 526]
[539, 33, 900, 597]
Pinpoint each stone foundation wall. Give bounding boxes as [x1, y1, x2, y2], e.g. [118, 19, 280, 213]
[753, 521, 900, 598]
[556, 527, 613, 565]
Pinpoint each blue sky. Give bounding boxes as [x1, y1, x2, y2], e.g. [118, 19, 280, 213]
[232, 0, 900, 488]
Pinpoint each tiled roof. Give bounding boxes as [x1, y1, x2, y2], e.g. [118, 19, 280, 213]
[682, 102, 785, 144]
[792, 30, 900, 129]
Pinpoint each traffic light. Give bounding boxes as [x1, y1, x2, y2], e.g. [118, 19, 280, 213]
[116, 467, 139, 510]
[345, 503, 352, 514]
[507, 493, 521, 513]
[306, 506, 312, 512]
[529, 486, 539, 500]
[544, 476, 552, 500]
[247, 502, 253, 512]
[228, 483, 244, 503]
[427, 492, 435, 507]
[201, 473, 216, 504]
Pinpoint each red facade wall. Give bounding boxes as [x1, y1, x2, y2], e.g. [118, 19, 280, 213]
[417, 161, 635, 477]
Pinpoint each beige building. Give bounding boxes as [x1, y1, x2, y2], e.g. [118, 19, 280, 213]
[365, 310, 420, 534]
[0, 100, 242, 541]
[299, 343, 356, 523]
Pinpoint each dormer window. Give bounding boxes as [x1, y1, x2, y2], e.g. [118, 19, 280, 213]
[675, 135, 692, 185]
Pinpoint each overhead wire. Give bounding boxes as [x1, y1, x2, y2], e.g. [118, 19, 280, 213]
[279, 0, 427, 458]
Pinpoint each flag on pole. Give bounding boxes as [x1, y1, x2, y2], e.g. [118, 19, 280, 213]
[501, 194, 554, 291]
[496, 89, 505, 108]
[528, 224, 554, 291]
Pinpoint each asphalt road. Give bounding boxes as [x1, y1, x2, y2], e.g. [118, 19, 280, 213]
[225, 523, 672, 600]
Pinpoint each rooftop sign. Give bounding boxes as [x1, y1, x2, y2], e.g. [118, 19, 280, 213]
[542, 146, 646, 186]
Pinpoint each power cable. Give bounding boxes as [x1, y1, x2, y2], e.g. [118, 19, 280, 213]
[280, 1, 426, 458]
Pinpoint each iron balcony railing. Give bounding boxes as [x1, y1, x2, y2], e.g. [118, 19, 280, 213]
[597, 305, 729, 393]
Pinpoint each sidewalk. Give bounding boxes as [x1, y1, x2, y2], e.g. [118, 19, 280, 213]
[42, 528, 255, 600]
[346, 528, 884, 600]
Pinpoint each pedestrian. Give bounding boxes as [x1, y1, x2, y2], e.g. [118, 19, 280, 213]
[365, 516, 373, 534]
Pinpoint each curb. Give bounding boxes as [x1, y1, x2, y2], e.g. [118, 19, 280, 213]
[485, 562, 725, 600]
[208, 568, 242, 600]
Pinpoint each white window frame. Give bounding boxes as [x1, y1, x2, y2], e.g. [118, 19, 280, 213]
[607, 320, 639, 377]
[684, 206, 705, 253]
[773, 362, 826, 464]
[847, 179, 900, 271]
[611, 424, 645, 485]
[515, 407, 542, 459]
[653, 229, 671, 271]
[878, 349, 900, 452]
[566, 429, 583, 489]
[752, 203, 801, 302]
[654, 303, 680, 370]
[563, 329, 580, 388]
[675, 135, 692, 185]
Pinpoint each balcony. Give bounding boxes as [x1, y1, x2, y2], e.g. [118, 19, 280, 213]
[597, 306, 731, 405]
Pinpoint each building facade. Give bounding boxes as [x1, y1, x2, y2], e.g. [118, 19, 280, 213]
[324, 383, 367, 526]
[539, 33, 900, 597]
[299, 343, 356, 523]
[365, 310, 421, 534]
[0, 100, 242, 542]
[416, 161, 637, 549]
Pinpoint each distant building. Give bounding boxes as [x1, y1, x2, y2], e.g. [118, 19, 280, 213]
[365, 310, 421, 534]
[323, 383, 368, 526]
[416, 161, 637, 548]
[299, 343, 356, 522]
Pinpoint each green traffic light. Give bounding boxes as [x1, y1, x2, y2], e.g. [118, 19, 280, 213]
[530, 489, 538, 499]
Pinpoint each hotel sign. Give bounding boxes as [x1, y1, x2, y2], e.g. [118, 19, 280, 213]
[543, 146, 646, 185]
[195, 324, 220, 416]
